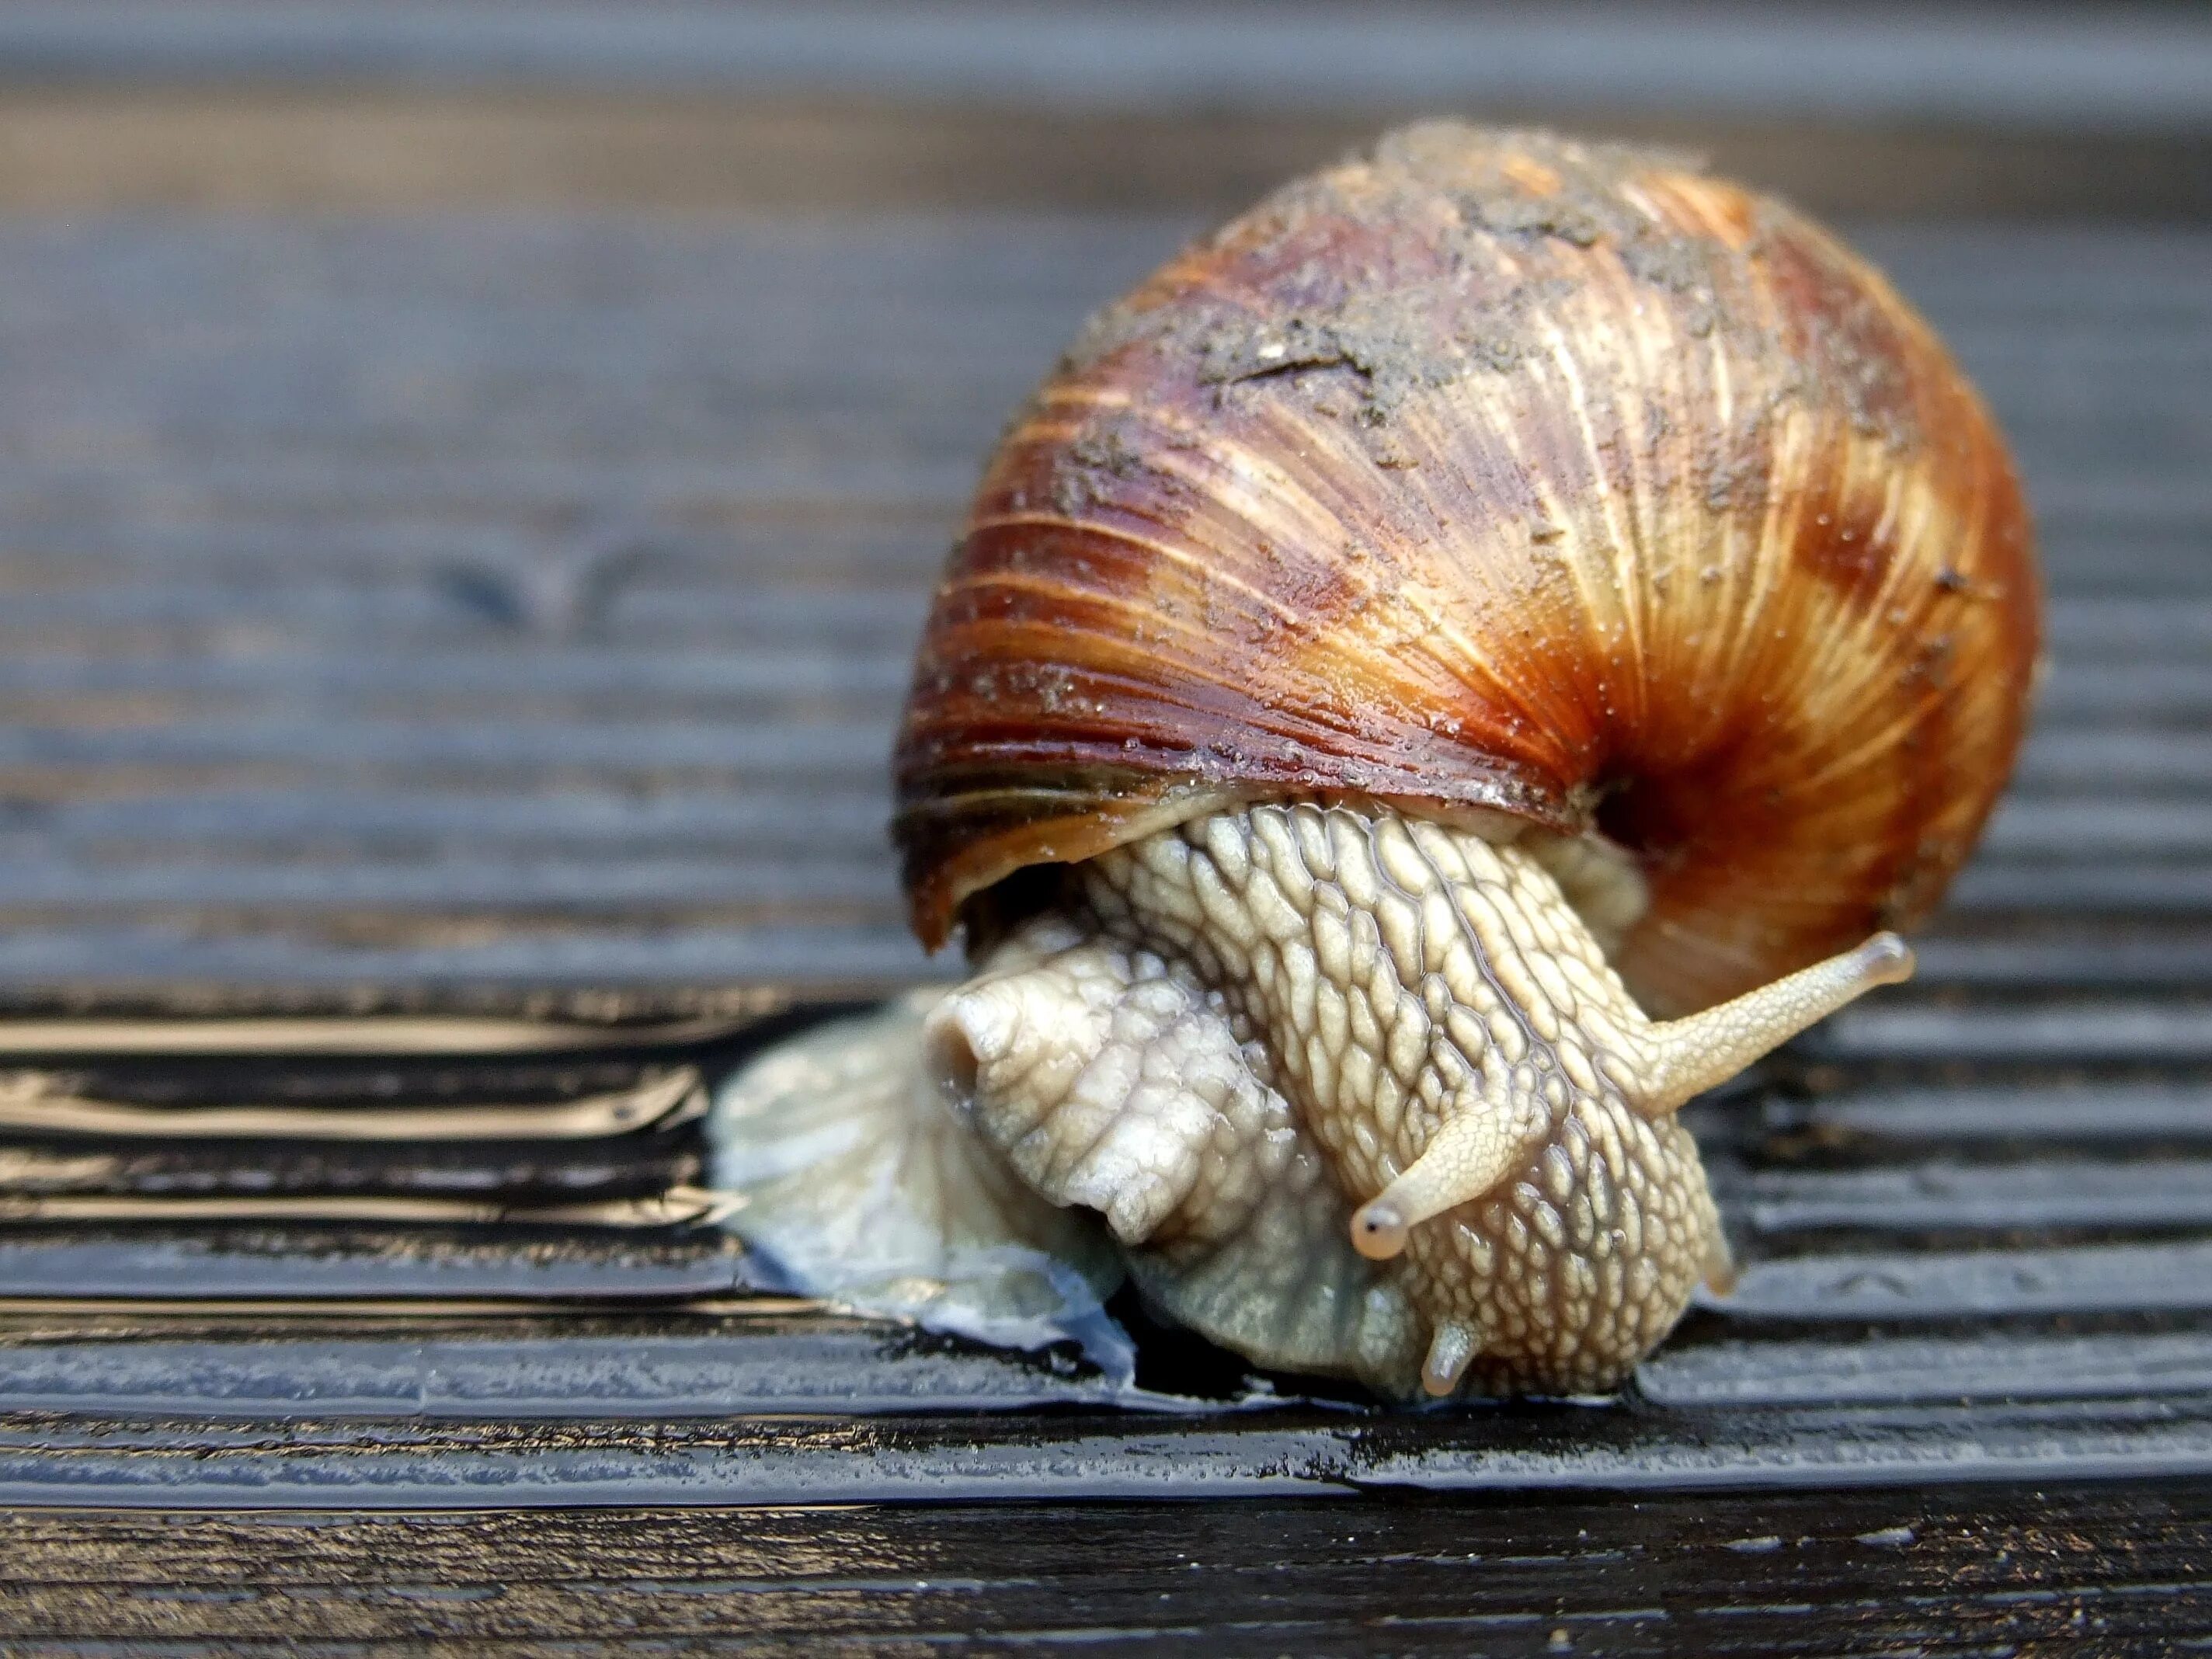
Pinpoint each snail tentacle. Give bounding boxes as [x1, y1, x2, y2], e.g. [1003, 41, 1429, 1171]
[1350, 1105, 1543, 1264]
[1422, 1321, 1482, 1398]
[1635, 932, 1916, 1117]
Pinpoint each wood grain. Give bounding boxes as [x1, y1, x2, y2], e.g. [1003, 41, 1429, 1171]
[0, 219, 2192, 996]
[2, 1483, 2207, 1653]
[0, 15, 2202, 1636]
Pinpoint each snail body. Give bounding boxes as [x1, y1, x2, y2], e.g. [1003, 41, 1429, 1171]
[713, 123, 2038, 1400]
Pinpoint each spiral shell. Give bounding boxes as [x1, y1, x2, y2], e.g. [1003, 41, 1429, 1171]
[894, 123, 2038, 1016]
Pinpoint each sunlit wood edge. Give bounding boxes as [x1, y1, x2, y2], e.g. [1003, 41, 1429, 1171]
[0, 1065, 708, 1141]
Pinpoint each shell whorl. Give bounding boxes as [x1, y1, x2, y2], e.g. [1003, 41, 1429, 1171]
[894, 123, 2039, 1016]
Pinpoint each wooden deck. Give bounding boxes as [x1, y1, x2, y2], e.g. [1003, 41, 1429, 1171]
[0, 4, 2207, 1651]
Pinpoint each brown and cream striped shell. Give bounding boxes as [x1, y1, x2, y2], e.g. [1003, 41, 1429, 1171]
[893, 123, 2040, 1017]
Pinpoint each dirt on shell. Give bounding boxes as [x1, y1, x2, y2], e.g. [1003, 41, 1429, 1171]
[1048, 123, 1809, 464]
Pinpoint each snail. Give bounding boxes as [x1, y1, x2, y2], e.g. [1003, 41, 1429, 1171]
[711, 123, 2039, 1401]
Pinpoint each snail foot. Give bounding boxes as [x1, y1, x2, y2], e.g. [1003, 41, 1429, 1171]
[706, 989, 1130, 1375]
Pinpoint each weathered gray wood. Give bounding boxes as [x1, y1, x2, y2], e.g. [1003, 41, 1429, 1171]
[1911, 929, 2212, 990]
[0, 1316, 1129, 1418]
[2, 1483, 2204, 1654]
[10, 1393, 2212, 1511]
[2, 2, 2205, 136]
[1716, 1239, 2212, 1322]
[0, 12, 2199, 1648]
[1818, 1000, 2212, 1064]
[1735, 1160, 2212, 1237]
[0, 218, 2193, 989]
[0, 113, 2200, 1659]
[1766, 1080, 2212, 1146]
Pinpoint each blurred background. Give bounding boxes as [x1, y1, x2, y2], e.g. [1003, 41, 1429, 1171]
[0, 1, 2200, 1008]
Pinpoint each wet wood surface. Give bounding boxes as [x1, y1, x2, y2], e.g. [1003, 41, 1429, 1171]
[0, 2, 2206, 1650]
[0, 210, 2196, 1641]
[7, 1480, 2212, 1654]
[0, 218, 2196, 997]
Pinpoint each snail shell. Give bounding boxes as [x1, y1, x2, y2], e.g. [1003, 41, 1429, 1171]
[715, 123, 2039, 1402]
[896, 122, 2036, 1017]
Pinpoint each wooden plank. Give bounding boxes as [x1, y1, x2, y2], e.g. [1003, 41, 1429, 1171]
[1716, 1240, 2212, 1321]
[0, 89, 2200, 221]
[0, 116, 2198, 1633]
[1, 2, 2203, 137]
[1764, 1080, 2212, 1147]
[0, 217, 2190, 990]
[1912, 937, 2212, 991]
[1817, 1000, 2212, 1066]
[2, 1482, 2204, 1654]
[1643, 1333, 2212, 1408]
[0, 11, 2199, 1637]
[1734, 1160, 2212, 1237]
[0, 1314, 1129, 1418]
[1, 992, 2211, 1511]
[0, 1229, 755, 1301]
[5, 1393, 2212, 1508]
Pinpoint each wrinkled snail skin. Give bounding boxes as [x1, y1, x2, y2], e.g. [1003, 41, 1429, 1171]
[713, 123, 2040, 1401]
[926, 802, 1911, 1398]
